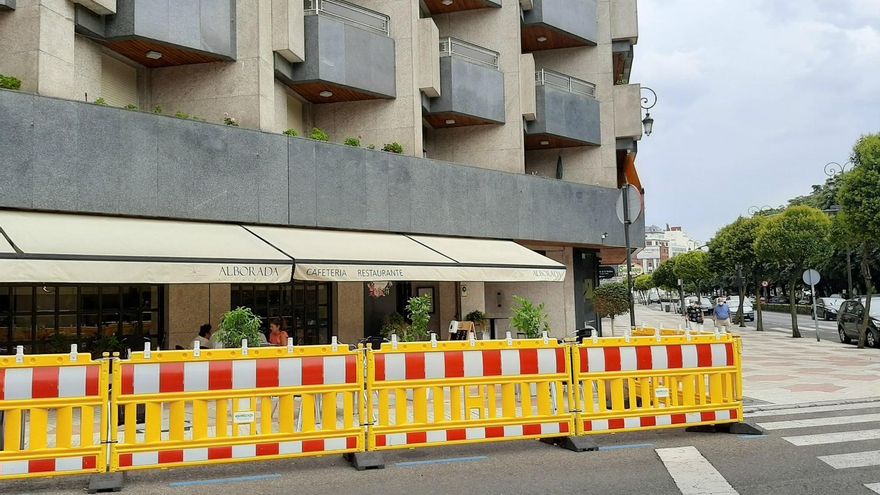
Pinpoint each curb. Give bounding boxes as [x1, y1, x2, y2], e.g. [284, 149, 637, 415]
[744, 396, 880, 414]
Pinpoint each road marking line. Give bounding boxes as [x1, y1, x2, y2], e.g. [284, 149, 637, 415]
[784, 429, 880, 446]
[656, 446, 738, 495]
[600, 443, 655, 451]
[818, 450, 880, 469]
[169, 474, 282, 487]
[865, 483, 880, 494]
[395, 456, 487, 467]
[758, 413, 880, 430]
[737, 435, 769, 440]
[748, 402, 880, 418]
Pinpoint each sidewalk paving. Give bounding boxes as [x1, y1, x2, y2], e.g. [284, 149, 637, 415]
[612, 305, 880, 406]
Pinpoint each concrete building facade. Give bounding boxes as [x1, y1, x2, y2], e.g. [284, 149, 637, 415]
[0, 0, 644, 352]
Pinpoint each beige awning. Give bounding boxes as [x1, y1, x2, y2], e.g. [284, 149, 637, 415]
[248, 226, 566, 282]
[0, 211, 293, 284]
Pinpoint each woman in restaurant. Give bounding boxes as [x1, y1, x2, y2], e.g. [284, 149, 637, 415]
[267, 317, 289, 346]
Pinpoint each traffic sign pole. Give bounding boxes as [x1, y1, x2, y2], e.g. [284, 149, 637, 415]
[803, 269, 822, 342]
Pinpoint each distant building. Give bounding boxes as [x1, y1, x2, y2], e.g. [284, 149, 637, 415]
[635, 225, 700, 273]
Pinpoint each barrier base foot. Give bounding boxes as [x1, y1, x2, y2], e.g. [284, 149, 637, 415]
[686, 422, 764, 436]
[541, 435, 599, 452]
[347, 452, 385, 471]
[87, 473, 124, 493]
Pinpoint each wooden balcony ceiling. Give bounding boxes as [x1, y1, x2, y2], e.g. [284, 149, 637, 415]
[524, 133, 590, 150]
[423, 0, 500, 15]
[521, 24, 591, 53]
[103, 39, 225, 68]
[424, 112, 498, 128]
[291, 82, 387, 104]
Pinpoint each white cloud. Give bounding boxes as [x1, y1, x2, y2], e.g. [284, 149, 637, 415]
[631, 0, 880, 242]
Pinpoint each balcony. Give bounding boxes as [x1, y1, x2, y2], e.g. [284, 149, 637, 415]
[525, 69, 600, 149]
[0, 0, 14, 11]
[73, 0, 236, 68]
[612, 41, 634, 85]
[274, 0, 396, 103]
[423, 38, 504, 128]
[613, 83, 642, 140]
[521, 0, 597, 52]
[422, 0, 500, 15]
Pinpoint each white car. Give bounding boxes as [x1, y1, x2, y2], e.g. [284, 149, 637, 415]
[726, 296, 755, 322]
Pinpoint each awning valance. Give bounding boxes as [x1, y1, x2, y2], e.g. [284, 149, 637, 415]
[0, 211, 293, 284]
[248, 226, 566, 282]
[0, 210, 565, 284]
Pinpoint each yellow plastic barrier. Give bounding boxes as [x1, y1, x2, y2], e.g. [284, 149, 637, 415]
[366, 336, 574, 451]
[631, 327, 688, 337]
[572, 333, 742, 435]
[110, 341, 364, 471]
[0, 348, 108, 480]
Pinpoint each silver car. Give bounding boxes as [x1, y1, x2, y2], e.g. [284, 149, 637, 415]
[726, 296, 755, 322]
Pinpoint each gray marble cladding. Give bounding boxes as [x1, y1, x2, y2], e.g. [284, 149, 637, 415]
[0, 89, 642, 247]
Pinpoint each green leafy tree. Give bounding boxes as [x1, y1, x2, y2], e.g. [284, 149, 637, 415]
[510, 295, 550, 338]
[754, 206, 832, 338]
[633, 274, 654, 305]
[591, 282, 631, 336]
[652, 259, 678, 291]
[673, 250, 711, 302]
[837, 134, 880, 347]
[215, 307, 263, 348]
[404, 294, 432, 342]
[709, 216, 768, 330]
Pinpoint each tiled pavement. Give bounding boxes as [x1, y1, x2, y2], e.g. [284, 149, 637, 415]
[609, 306, 880, 407]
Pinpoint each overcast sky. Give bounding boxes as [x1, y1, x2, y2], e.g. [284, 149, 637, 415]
[630, 0, 880, 243]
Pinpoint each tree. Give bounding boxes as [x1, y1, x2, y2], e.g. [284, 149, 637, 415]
[837, 134, 880, 348]
[652, 259, 680, 311]
[592, 282, 631, 336]
[633, 274, 654, 305]
[673, 251, 711, 302]
[709, 216, 768, 330]
[510, 296, 550, 338]
[754, 206, 832, 338]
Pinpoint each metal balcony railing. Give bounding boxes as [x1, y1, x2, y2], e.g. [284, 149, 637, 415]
[535, 69, 596, 98]
[439, 37, 500, 70]
[304, 0, 390, 36]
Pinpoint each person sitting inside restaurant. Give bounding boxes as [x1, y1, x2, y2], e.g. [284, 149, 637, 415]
[195, 323, 212, 349]
[267, 317, 289, 346]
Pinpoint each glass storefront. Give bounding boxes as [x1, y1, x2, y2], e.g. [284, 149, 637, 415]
[231, 282, 332, 345]
[0, 285, 164, 354]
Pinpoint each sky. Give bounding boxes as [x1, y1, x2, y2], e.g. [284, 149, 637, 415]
[630, 0, 880, 244]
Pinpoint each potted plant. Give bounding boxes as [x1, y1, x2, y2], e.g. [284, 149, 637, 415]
[214, 307, 263, 348]
[403, 293, 432, 342]
[465, 310, 485, 333]
[590, 282, 631, 336]
[510, 296, 550, 338]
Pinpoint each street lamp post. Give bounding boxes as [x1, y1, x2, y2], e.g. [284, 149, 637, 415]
[640, 87, 657, 136]
[735, 262, 746, 327]
[824, 161, 854, 298]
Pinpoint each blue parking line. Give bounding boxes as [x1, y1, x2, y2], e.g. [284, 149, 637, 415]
[599, 443, 655, 451]
[396, 456, 488, 467]
[169, 474, 282, 487]
[737, 434, 769, 440]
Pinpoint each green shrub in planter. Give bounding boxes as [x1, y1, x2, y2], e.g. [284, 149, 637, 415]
[94, 97, 108, 106]
[124, 104, 138, 110]
[404, 294, 432, 342]
[344, 137, 361, 147]
[382, 142, 403, 154]
[0, 74, 22, 90]
[309, 127, 329, 141]
[215, 307, 263, 348]
[283, 128, 299, 137]
[510, 296, 550, 338]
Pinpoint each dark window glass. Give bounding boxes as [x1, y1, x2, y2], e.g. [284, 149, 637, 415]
[12, 315, 32, 341]
[81, 287, 100, 313]
[35, 287, 55, 312]
[231, 282, 332, 345]
[15, 287, 33, 314]
[59, 287, 77, 311]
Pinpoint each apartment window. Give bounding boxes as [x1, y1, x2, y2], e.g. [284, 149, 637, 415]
[0, 285, 163, 355]
[231, 282, 332, 345]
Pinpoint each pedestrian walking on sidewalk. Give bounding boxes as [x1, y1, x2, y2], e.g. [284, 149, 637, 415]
[686, 300, 704, 331]
[713, 297, 731, 331]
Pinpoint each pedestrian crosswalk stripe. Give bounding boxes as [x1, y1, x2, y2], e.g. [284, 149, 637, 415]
[784, 429, 880, 446]
[656, 446, 739, 495]
[818, 450, 880, 469]
[758, 413, 880, 430]
[748, 402, 880, 418]
[865, 483, 880, 494]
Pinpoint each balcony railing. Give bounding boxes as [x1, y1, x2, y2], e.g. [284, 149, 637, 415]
[304, 0, 390, 36]
[439, 37, 499, 70]
[536, 69, 596, 98]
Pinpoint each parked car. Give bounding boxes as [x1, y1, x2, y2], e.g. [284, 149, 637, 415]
[726, 296, 755, 322]
[815, 296, 845, 321]
[837, 296, 880, 347]
[769, 295, 789, 304]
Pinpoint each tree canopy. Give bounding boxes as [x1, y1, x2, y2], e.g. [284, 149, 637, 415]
[672, 250, 711, 298]
[651, 259, 678, 291]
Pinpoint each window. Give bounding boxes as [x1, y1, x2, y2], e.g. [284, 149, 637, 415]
[0, 285, 164, 355]
[231, 282, 332, 345]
